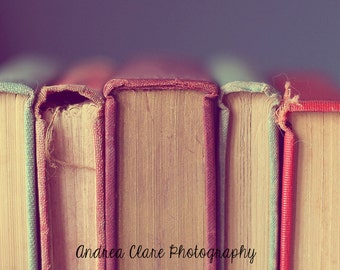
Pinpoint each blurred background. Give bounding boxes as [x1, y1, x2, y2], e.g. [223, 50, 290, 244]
[1, 0, 340, 85]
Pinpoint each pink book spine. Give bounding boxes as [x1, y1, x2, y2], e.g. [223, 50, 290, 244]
[35, 119, 51, 270]
[104, 95, 118, 270]
[280, 129, 295, 270]
[104, 75, 218, 270]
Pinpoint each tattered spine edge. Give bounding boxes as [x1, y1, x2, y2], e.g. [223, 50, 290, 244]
[218, 81, 281, 270]
[34, 85, 105, 270]
[104, 78, 219, 270]
[0, 82, 39, 270]
[276, 81, 340, 270]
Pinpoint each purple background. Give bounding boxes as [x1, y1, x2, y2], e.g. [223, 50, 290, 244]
[1, 1, 340, 84]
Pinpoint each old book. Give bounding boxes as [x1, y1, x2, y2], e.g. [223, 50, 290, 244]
[218, 81, 281, 270]
[0, 56, 58, 270]
[208, 57, 260, 270]
[34, 59, 114, 270]
[104, 58, 218, 270]
[274, 74, 340, 270]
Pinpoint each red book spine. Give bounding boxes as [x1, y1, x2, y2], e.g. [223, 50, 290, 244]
[276, 79, 340, 270]
[280, 129, 295, 270]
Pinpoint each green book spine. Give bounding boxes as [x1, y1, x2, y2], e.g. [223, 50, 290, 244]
[0, 56, 58, 270]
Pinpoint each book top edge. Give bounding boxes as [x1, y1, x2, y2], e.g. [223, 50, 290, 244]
[103, 79, 219, 97]
[219, 81, 281, 109]
[40, 84, 103, 100]
[0, 82, 34, 96]
[34, 84, 104, 117]
[288, 101, 340, 112]
[221, 81, 280, 97]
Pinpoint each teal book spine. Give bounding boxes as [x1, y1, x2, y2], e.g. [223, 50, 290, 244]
[218, 81, 281, 270]
[0, 56, 58, 270]
[0, 82, 38, 269]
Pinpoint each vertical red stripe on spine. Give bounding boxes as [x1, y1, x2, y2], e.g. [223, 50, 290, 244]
[280, 129, 295, 270]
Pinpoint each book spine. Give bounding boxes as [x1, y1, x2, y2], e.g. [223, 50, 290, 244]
[268, 108, 280, 270]
[203, 93, 217, 270]
[35, 118, 51, 270]
[217, 97, 228, 270]
[104, 95, 118, 270]
[280, 129, 295, 270]
[93, 105, 106, 270]
[24, 92, 39, 270]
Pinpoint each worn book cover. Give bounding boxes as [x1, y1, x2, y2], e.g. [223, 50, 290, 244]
[104, 57, 218, 270]
[218, 81, 281, 270]
[34, 59, 114, 270]
[274, 73, 340, 270]
[0, 56, 58, 270]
